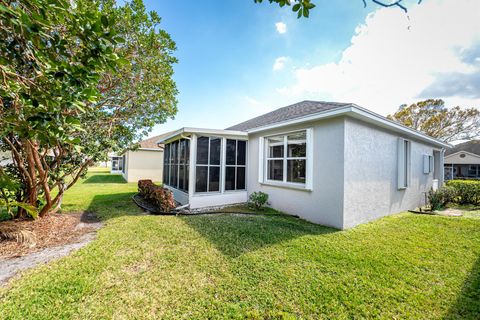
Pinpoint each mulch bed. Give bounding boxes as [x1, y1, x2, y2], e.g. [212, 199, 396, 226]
[0, 212, 101, 260]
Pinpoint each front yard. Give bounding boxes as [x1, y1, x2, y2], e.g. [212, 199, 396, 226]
[0, 168, 479, 319]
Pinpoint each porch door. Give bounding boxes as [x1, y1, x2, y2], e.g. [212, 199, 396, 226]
[112, 159, 120, 171]
[444, 166, 453, 180]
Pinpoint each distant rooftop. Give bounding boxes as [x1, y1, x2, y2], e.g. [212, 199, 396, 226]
[226, 100, 352, 131]
[139, 131, 175, 149]
[446, 140, 480, 156]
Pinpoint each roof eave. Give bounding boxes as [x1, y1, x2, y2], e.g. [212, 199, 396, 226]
[157, 127, 248, 144]
[246, 105, 451, 149]
[349, 105, 451, 149]
[445, 150, 480, 159]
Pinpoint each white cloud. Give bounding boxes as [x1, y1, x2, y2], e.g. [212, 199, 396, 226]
[275, 22, 287, 34]
[277, 0, 480, 115]
[273, 56, 288, 71]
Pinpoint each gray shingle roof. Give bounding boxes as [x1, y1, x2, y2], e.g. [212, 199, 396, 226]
[445, 140, 480, 156]
[226, 100, 351, 131]
[139, 131, 176, 149]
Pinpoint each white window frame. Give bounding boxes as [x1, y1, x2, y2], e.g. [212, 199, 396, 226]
[111, 156, 123, 172]
[260, 128, 313, 190]
[224, 139, 248, 192]
[164, 139, 189, 191]
[398, 138, 411, 189]
[195, 136, 222, 194]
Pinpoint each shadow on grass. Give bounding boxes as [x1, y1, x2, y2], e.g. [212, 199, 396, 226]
[86, 193, 141, 220]
[182, 213, 337, 258]
[61, 192, 140, 221]
[446, 256, 480, 319]
[83, 174, 126, 184]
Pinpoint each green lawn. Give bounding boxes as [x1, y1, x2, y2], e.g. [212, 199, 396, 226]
[0, 168, 479, 319]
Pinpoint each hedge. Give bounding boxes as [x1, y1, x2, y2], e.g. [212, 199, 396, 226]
[138, 180, 176, 212]
[445, 180, 480, 205]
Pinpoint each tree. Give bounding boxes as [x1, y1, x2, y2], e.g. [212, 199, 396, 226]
[254, 0, 423, 18]
[387, 99, 480, 142]
[0, 0, 177, 218]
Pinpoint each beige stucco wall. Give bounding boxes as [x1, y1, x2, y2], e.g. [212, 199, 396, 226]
[122, 149, 163, 183]
[444, 152, 480, 165]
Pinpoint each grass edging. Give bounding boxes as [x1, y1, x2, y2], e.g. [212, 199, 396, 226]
[131, 193, 293, 218]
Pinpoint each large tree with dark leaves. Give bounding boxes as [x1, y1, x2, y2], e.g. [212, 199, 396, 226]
[387, 99, 480, 142]
[0, 0, 177, 218]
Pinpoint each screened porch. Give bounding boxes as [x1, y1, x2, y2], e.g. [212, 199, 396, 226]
[159, 128, 249, 209]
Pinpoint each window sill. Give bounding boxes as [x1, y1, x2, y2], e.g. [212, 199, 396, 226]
[260, 181, 312, 192]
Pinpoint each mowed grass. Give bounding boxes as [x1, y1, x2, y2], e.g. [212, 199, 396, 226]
[0, 168, 479, 319]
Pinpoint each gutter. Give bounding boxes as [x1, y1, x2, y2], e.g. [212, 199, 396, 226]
[246, 105, 451, 149]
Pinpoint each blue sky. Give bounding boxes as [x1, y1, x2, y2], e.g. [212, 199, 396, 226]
[146, 0, 373, 135]
[146, 0, 480, 137]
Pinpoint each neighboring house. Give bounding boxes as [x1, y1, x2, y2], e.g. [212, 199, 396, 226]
[158, 101, 450, 229]
[111, 134, 169, 182]
[444, 140, 480, 180]
[0, 151, 12, 167]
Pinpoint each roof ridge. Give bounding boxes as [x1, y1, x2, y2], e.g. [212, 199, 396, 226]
[226, 100, 350, 131]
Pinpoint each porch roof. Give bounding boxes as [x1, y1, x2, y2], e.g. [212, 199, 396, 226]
[157, 127, 248, 144]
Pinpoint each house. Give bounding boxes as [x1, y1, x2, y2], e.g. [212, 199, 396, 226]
[0, 151, 12, 167]
[158, 101, 450, 229]
[444, 140, 480, 180]
[111, 134, 169, 182]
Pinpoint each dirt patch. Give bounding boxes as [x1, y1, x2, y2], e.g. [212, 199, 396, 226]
[435, 208, 464, 217]
[0, 212, 103, 287]
[0, 232, 98, 286]
[0, 212, 102, 260]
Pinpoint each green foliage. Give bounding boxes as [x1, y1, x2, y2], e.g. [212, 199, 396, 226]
[446, 180, 480, 205]
[387, 99, 480, 142]
[254, 0, 315, 18]
[0, 0, 177, 217]
[0, 169, 479, 318]
[248, 191, 269, 210]
[0, 168, 38, 219]
[428, 186, 455, 211]
[138, 179, 176, 212]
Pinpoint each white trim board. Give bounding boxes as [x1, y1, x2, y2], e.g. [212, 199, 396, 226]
[246, 105, 451, 149]
[137, 148, 163, 152]
[445, 150, 480, 160]
[157, 127, 248, 144]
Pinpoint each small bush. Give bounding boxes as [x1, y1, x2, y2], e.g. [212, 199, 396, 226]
[138, 180, 176, 212]
[428, 186, 455, 211]
[138, 179, 153, 197]
[248, 191, 269, 210]
[446, 180, 480, 205]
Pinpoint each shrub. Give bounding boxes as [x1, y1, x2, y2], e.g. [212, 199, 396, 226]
[446, 180, 480, 205]
[138, 179, 154, 197]
[428, 186, 455, 211]
[137, 180, 176, 212]
[248, 191, 269, 210]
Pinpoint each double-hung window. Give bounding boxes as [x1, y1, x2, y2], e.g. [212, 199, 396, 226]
[225, 139, 247, 191]
[265, 130, 308, 187]
[195, 136, 221, 192]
